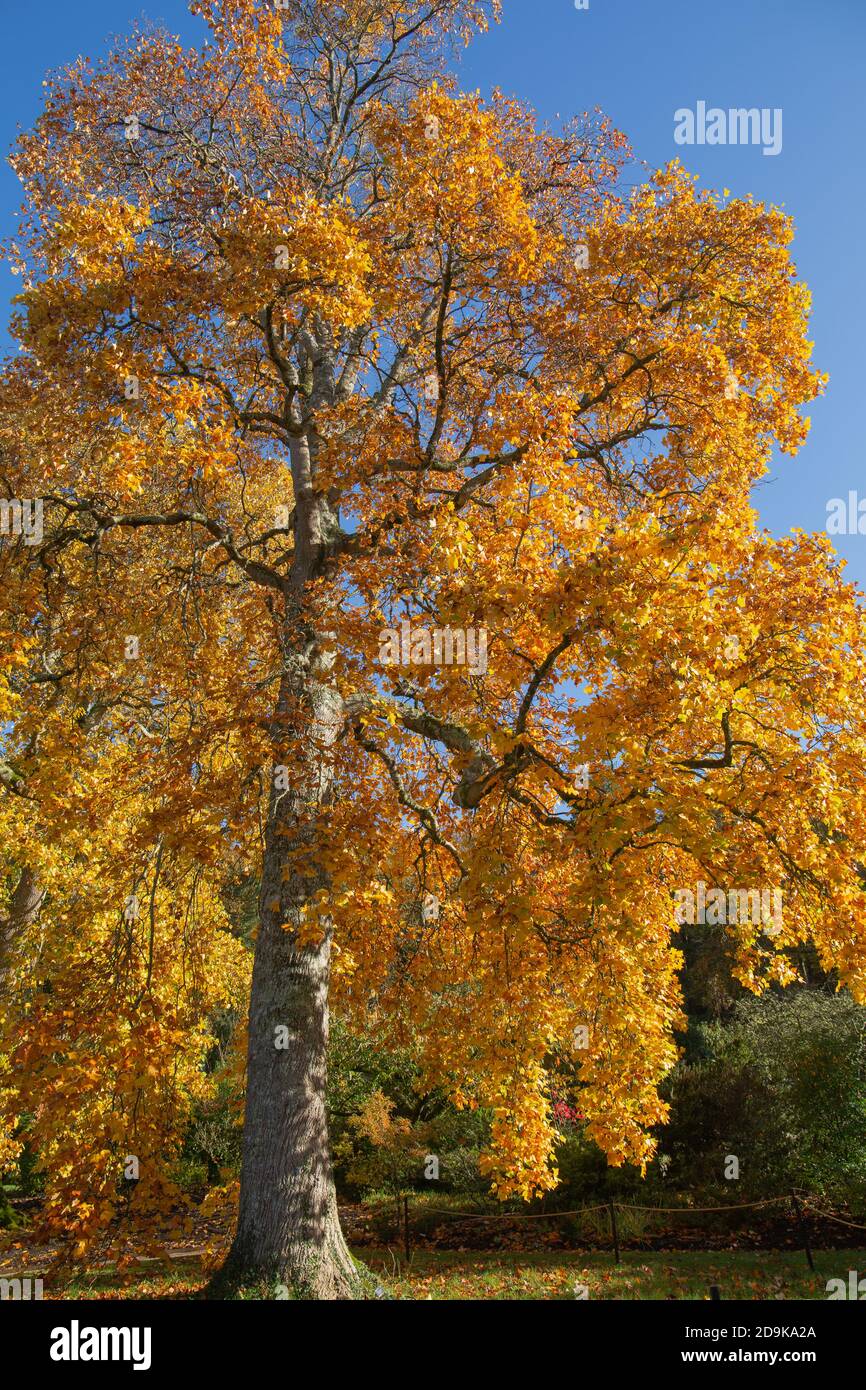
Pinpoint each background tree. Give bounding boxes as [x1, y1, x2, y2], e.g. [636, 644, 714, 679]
[1, 0, 865, 1297]
[662, 990, 866, 1202]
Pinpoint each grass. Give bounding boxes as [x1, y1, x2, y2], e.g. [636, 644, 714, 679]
[35, 1247, 865, 1300]
[63, 1261, 206, 1300]
[364, 1247, 859, 1300]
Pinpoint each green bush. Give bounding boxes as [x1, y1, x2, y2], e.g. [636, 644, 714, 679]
[175, 1079, 244, 1194]
[548, 1129, 660, 1208]
[0, 1184, 22, 1228]
[661, 988, 866, 1202]
[433, 1144, 487, 1195]
[327, 1021, 493, 1198]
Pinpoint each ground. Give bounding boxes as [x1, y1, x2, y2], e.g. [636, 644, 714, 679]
[2, 1194, 863, 1299]
[1, 1242, 861, 1300]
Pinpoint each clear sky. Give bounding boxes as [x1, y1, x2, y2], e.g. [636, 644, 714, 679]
[1, 0, 863, 584]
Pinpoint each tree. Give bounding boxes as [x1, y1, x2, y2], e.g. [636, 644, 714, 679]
[663, 989, 866, 1201]
[1, 0, 865, 1297]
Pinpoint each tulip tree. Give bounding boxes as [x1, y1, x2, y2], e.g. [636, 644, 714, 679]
[1, 0, 864, 1297]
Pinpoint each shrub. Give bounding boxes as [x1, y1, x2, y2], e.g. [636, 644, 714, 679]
[662, 988, 866, 1202]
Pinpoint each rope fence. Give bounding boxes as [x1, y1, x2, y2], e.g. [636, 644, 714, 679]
[801, 1203, 866, 1234]
[396, 1189, 866, 1269]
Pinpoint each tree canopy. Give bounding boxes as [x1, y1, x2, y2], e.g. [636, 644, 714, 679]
[1, 0, 864, 1290]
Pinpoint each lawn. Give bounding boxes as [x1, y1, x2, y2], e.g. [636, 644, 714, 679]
[364, 1248, 859, 1300]
[32, 1247, 864, 1301]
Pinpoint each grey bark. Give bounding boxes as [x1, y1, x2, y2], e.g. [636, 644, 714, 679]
[221, 440, 365, 1295]
[222, 646, 362, 1297]
[0, 865, 43, 998]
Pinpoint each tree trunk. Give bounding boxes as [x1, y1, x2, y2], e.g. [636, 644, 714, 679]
[218, 655, 364, 1299]
[0, 866, 43, 1000]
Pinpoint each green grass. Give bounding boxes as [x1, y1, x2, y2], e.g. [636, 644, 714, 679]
[62, 1259, 208, 1300]
[365, 1248, 862, 1300]
[38, 1247, 866, 1300]
[369, 1251, 861, 1301]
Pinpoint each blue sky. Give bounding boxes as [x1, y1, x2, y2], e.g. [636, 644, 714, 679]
[1, 0, 863, 585]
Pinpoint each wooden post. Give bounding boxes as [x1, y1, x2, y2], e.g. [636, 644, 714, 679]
[710, 1284, 721, 1300]
[608, 1200, 620, 1265]
[403, 1193, 411, 1264]
[791, 1191, 815, 1272]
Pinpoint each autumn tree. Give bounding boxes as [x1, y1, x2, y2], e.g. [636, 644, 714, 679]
[1, 0, 865, 1297]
